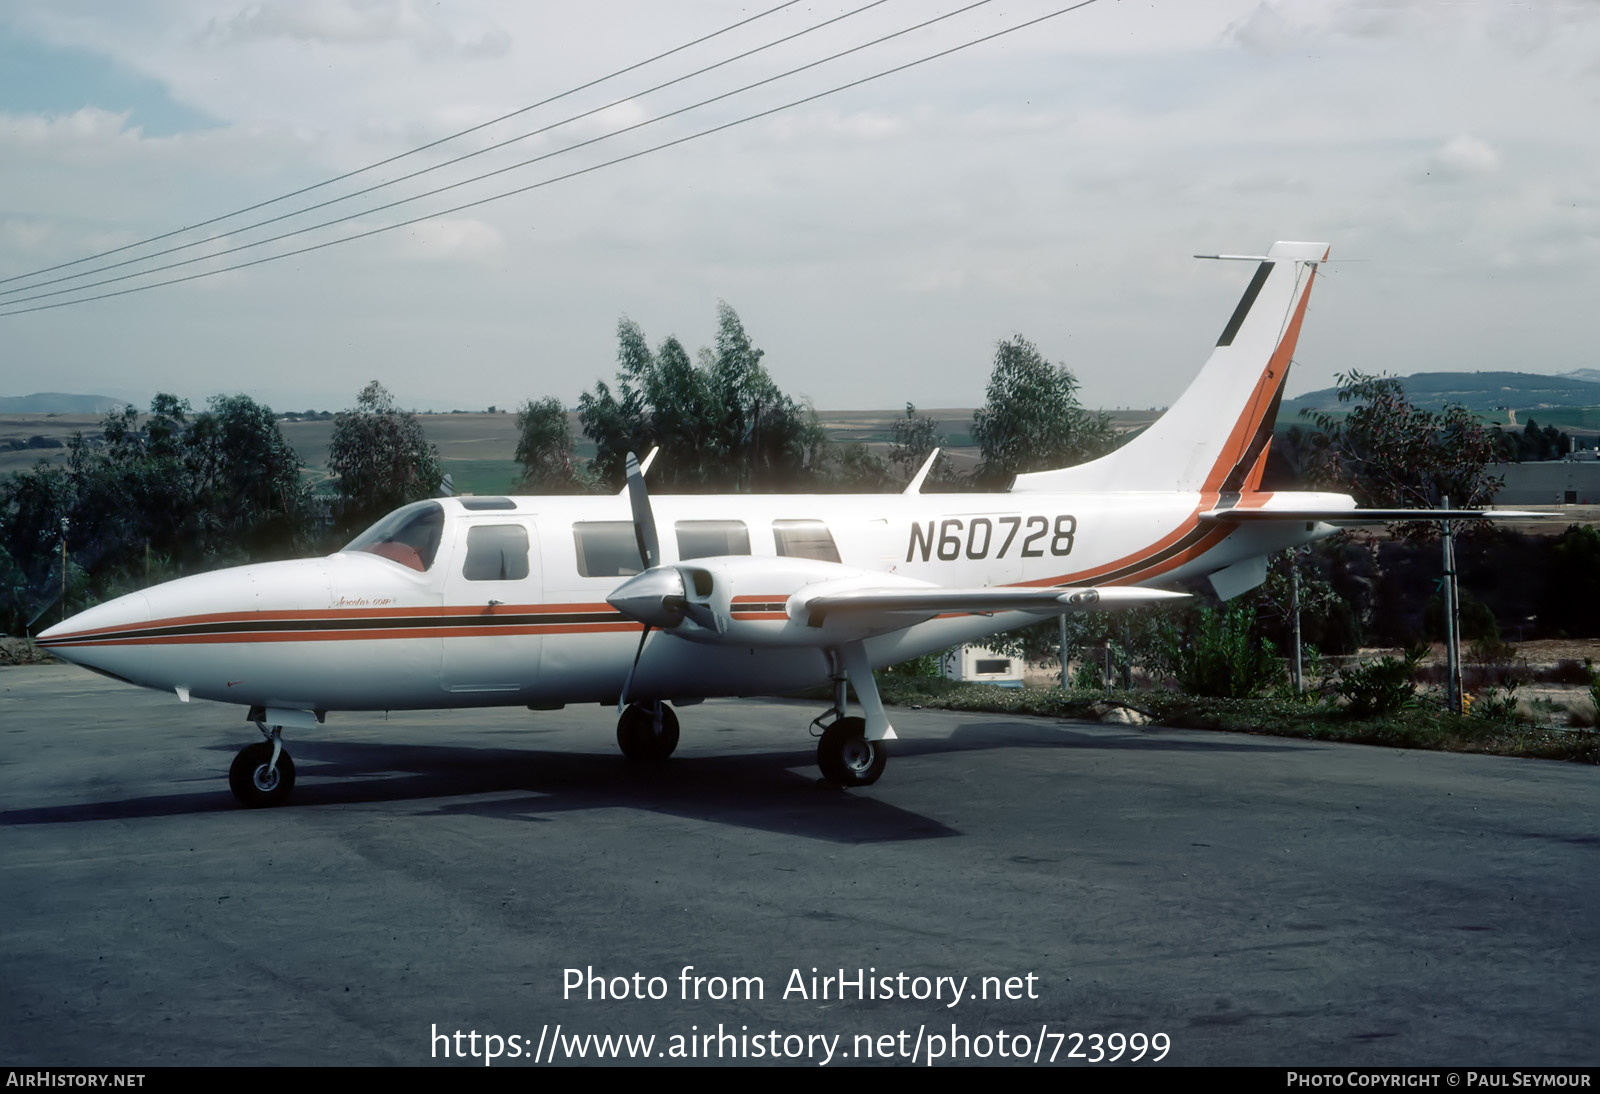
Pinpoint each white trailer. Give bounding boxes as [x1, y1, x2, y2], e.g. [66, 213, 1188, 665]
[940, 644, 1025, 688]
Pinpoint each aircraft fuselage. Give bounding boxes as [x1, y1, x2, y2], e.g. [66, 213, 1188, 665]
[39, 486, 1345, 713]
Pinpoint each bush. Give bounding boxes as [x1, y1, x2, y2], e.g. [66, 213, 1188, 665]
[1338, 646, 1427, 717]
[1157, 603, 1282, 699]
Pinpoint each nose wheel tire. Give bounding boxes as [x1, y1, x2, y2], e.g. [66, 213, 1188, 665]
[229, 741, 296, 807]
[617, 703, 680, 764]
[817, 716, 886, 787]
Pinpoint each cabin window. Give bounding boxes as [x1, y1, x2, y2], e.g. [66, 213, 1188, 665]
[676, 520, 750, 560]
[462, 524, 530, 581]
[343, 501, 445, 573]
[772, 519, 840, 563]
[573, 521, 645, 577]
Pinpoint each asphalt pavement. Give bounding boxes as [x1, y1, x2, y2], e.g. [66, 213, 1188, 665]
[2, 664, 1594, 1067]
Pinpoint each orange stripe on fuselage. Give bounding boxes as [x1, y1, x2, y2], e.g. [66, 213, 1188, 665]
[1202, 261, 1316, 495]
[47, 620, 643, 647]
[40, 602, 620, 643]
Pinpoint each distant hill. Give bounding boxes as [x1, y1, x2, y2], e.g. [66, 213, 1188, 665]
[1282, 371, 1600, 424]
[0, 392, 123, 414]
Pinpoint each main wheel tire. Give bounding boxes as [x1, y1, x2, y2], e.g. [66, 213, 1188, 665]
[817, 716, 886, 787]
[617, 703, 680, 764]
[228, 741, 296, 808]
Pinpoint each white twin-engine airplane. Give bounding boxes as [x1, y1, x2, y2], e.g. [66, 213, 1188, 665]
[38, 241, 1493, 806]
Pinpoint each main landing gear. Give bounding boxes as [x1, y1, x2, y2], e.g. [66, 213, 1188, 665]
[816, 716, 885, 787]
[616, 701, 679, 765]
[811, 673, 888, 789]
[229, 722, 296, 808]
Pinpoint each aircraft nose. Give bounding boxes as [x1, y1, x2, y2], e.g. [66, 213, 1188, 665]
[36, 591, 153, 665]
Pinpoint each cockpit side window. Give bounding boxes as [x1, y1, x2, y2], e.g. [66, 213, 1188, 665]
[462, 524, 530, 581]
[342, 501, 446, 572]
[772, 519, 840, 563]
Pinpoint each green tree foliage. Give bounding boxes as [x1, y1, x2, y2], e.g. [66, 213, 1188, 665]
[888, 403, 955, 487]
[1492, 417, 1570, 462]
[1249, 548, 1362, 655]
[578, 302, 827, 491]
[328, 381, 442, 532]
[971, 336, 1115, 488]
[513, 397, 590, 493]
[1539, 525, 1600, 637]
[1306, 372, 1502, 535]
[827, 442, 893, 492]
[0, 394, 309, 632]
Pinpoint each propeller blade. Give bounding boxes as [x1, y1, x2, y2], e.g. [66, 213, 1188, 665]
[625, 452, 660, 571]
[680, 601, 726, 635]
[617, 625, 652, 712]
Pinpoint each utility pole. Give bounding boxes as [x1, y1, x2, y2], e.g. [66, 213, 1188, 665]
[1441, 495, 1463, 715]
[1057, 613, 1070, 691]
[1291, 555, 1304, 697]
[58, 517, 70, 624]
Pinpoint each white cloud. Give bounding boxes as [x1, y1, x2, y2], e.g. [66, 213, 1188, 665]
[6, 1, 1600, 412]
[201, 0, 510, 58]
[392, 217, 505, 261]
[1430, 134, 1501, 179]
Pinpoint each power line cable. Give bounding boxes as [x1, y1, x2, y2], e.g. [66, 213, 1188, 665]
[0, 0, 805, 289]
[2, 0, 1000, 309]
[0, 0, 1101, 319]
[0, 0, 897, 299]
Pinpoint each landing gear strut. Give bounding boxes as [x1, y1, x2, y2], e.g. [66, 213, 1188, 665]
[229, 723, 296, 807]
[812, 664, 889, 788]
[617, 702, 679, 765]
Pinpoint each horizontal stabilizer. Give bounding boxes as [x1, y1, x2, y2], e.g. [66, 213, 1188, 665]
[1198, 508, 1555, 525]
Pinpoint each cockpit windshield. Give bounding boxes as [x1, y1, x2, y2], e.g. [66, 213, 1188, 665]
[342, 501, 446, 572]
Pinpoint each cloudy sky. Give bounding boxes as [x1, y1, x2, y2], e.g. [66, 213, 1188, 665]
[2, 0, 1597, 415]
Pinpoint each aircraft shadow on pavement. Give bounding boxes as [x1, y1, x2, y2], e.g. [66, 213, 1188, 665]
[899, 719, 1316, 758]
[0, 719, 1308, 839]
[0, 740, 957, 844]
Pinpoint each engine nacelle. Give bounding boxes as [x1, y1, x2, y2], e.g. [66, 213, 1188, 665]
[607, 555, 941, 649]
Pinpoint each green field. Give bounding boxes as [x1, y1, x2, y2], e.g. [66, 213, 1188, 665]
[439, 458, 523, 496]
[1518, 407, 1600, 430]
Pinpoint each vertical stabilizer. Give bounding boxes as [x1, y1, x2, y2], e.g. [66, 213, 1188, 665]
[1011, 241, 1328, 495]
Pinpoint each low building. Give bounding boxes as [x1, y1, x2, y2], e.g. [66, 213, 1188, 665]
[1491, 460, 1600, 506]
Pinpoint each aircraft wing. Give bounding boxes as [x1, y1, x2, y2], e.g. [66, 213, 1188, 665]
[1198, 508, 1555, 525]
[798, 584, 1187, 624]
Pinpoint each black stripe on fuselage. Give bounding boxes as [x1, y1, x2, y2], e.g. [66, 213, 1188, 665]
[38, 609, 632, 646]
[1218, 382, 1286, 495]
[1074, 521, 1221, 588]
[1216, 261, 1274, 347]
